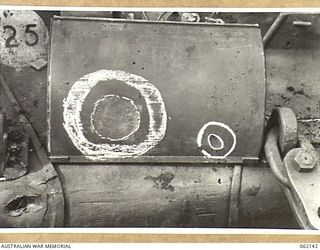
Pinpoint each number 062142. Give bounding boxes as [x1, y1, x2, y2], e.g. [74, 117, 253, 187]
[300, 244, 319, 249]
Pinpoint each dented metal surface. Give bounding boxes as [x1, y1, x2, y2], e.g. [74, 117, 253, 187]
[56, 164, 297, 228]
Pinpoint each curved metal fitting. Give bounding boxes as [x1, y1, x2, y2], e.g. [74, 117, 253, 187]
[264, 127, 290, 187]
[265, 106, 320, 230]
[284, 147, 320, 229]
[268, 107, 298, 156]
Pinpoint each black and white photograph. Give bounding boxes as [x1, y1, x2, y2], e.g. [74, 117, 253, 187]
[0, 9, 319, 230]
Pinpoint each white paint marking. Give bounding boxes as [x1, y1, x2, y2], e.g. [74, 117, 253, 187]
[197, 121, 236, 159]
[63, 69, 167, 160]
[207, 133, 225, 151]
[90, 94, 141, 141]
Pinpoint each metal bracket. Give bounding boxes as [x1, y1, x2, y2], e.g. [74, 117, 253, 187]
[265, 107, 320, 229]
[0, 75, 64, 227]
[0, 111, 30, 182]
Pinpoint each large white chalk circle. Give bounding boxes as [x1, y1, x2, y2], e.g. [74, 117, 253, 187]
[63, 69, 167, 159]
[197, 121, 237, 159]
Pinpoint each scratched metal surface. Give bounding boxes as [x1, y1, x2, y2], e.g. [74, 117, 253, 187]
[48, 16, 266, 162]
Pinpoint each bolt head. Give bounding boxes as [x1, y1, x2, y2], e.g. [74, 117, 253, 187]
[299, 152, 314, 165]
[294, 150, 318, 172]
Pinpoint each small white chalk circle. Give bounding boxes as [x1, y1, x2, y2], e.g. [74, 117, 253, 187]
[207, 133, 225, 151]
[63, 69, 167, 160]
[197, 121, 237, 159]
